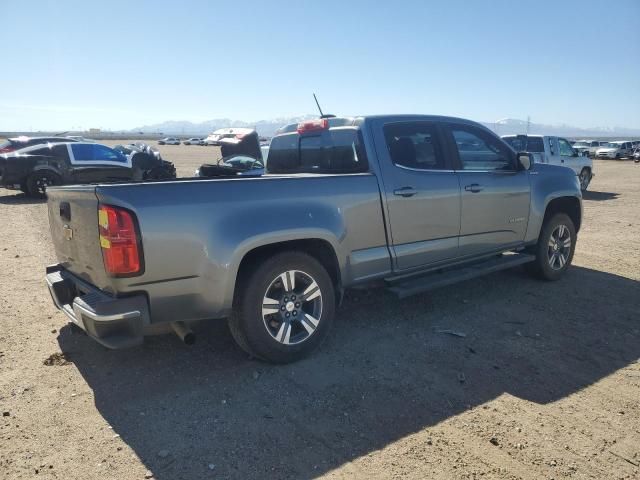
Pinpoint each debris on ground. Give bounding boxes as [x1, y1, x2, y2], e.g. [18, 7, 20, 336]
[435, 328, 467, 338]
[43, 352, 71, 366]
[490, 437, 499, 446]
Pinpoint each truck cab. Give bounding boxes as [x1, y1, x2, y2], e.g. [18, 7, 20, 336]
[502, 134, 593, 190]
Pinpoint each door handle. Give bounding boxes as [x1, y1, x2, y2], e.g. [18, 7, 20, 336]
[464, 184, 483, 193]
[393, 186, 417, 197]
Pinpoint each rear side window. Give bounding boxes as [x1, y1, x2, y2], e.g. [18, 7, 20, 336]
[267, 128, 368, 174]
[52, 144, 70, 161]
[383, 122, 445, 170]
[28, 147, 52, 156]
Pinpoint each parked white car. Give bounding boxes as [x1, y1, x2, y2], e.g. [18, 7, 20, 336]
[158, 137, 180, 145]
[502, 134, 593, 191]
[182, 137, 203, 145]
[595, 141, 634, 159]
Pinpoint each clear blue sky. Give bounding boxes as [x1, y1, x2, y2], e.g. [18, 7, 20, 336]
[1, 0, 638, 131]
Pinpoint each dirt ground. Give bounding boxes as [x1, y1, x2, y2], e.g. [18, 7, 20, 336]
[0, 144, 638, 480]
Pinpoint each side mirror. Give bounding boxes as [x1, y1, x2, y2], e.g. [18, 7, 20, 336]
[518, 152, 532, 170]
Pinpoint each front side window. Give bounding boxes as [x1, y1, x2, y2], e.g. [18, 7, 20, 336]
[384, 122, 445, 170]
[71, 143, 94, 160]
[558, 138, 574, 156]
[451, 127, 513, 171]
[71, 144, 126, 162]
[92, 144, 126, 162]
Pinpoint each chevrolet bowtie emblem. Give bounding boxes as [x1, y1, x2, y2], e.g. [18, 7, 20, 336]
[63, 225, 74, 240]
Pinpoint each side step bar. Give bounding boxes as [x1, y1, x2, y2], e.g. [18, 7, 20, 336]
[386, 253, 535, 299]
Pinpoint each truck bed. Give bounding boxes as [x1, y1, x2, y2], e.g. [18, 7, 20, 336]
[46, 173, 390, 323]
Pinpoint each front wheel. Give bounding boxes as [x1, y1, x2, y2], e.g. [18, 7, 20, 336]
[526, 213, 576, 281]
[578, 168, 591, 191]
[228, 251, 336, 363]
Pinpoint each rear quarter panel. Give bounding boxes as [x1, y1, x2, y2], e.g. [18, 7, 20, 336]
[96, 174, 389, 323]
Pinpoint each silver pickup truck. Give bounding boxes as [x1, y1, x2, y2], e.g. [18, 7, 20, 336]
[45, 115, 582, 363]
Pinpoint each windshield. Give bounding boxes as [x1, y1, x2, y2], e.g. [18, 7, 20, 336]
[502, 136, 545, 153]
[573, 142, 589, 148]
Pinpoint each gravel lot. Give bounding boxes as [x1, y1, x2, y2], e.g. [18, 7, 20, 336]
[0, 144, 638, 479]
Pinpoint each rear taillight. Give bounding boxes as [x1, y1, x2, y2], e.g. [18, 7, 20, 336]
[0, 147, 15, 153]
[297, 118, 329, 134]
[98, 205, 143, 276]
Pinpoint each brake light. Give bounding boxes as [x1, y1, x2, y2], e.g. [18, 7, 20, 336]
[98, 205, 143, 276]
[0, 147, 16, 153]
[297, 118, 329, 134]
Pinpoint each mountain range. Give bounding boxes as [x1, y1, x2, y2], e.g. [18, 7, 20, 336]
[130, 116, 640, 138]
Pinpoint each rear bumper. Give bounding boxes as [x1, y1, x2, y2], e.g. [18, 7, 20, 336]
[46, 264, 150, 349]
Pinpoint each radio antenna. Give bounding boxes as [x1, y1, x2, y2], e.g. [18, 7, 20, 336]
[313, 93, 324, 117]
[313, 93, 336, 119]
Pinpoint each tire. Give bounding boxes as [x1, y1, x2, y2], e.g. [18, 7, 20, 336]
[526, 213, 576, 281]
[26, 171, 61, 198]
[578, 168, 591, 191]
[228, 251, 336, 363]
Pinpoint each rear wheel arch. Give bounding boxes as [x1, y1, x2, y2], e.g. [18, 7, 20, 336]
[234, 239, 342, 304]
[543, 196, 581, 232]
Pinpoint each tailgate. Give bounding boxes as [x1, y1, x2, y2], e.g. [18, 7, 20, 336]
[46, 186, 111, 290]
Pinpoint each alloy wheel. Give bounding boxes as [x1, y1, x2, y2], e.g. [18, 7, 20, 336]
[262, 270, 323, 345]
[547, 224, 571, 270]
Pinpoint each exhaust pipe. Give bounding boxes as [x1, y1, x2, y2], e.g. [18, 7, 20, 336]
[171, 321, 195, 345]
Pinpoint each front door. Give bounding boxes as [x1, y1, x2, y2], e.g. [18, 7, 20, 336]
[69, 144, 133, 183]
[558, 137, 579, 174]
[445, 123, 531, 258]
[374, 120, 461, 271]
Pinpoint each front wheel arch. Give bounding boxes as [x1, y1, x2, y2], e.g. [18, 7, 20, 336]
[543, 196, 581, 233]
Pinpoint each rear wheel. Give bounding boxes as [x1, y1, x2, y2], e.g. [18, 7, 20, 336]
[526, 213, 576, 281]
[578, 168, 591, 191]
[26, 171, 61, 198]
[228, 251, 335, 363]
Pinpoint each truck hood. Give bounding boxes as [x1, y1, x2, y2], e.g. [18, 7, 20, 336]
[596, 148, 617, 153]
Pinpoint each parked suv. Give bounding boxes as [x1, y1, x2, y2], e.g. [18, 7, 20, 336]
[595, 141, 634, 159]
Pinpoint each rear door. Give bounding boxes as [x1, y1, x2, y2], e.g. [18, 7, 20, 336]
[373, 120, 461, 270]
[445, 123, 530, 257]
[69, 144, 133, 183]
